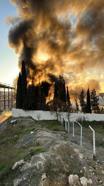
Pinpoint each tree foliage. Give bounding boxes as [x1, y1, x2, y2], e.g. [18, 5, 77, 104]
[91, 89, 99, 113]
[86, 88, 91, 113]
[16, 73, 23, 109]
[16, 61, 27, 109]
[79, 90, 86, 113]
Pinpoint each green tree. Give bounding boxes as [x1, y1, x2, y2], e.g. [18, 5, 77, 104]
[66, 86, 71, 110]
[79, 89, 86, 113]
[53, 76, 67, 111]
[86, 88, 92, 113]
[75, 98, 79, 112]
[58, 76, 66, 103]
[91, 89, 99, 113]
[16, 60, 27, 109]
[16, 73, 23, 108]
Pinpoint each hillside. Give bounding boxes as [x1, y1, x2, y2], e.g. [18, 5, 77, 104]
[0, 117, 104, 186]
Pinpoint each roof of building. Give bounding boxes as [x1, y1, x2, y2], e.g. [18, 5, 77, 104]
[0, 83, 15, 89]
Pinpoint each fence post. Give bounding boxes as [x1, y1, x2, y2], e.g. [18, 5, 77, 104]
[68, 121, 70, 133]
[73, 122, 75, 137]
[60, 116, 62, 124]
[75, 121, 83, 147]
[63, 118, 65, 126]
[65, 121, 67, 131]
[59, 115, 61, 122]
[89, 125, 96, 159]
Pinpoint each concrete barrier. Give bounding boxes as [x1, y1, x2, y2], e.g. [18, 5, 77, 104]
[12, 109, 104, 121]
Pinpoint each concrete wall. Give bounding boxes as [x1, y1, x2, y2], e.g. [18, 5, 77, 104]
[12, 109, 57, 120]
[12, 108, 104, 121]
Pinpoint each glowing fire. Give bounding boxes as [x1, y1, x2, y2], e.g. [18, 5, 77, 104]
[28, 80, 33, 86]
[35, 50, 50, 63]
[33, 42, 51, 64]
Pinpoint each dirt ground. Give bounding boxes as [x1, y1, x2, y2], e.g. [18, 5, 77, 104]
[0, 117, 104, 186]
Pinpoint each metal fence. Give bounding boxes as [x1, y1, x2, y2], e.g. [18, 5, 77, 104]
[0, 83, 15, 112]
[58, 115, 96, 159]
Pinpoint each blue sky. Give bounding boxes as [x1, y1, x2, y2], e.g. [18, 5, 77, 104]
[0, 0, 19, 85]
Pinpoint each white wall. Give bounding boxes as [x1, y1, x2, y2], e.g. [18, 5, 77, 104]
[12, 109, 57, 120]
[12, 109, 104, 122]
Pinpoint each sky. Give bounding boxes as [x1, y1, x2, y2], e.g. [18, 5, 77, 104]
[0, 0, 19, 85]
[1, 0, 104, 94]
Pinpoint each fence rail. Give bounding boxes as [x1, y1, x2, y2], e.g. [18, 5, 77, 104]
[58, 115, 96, 159]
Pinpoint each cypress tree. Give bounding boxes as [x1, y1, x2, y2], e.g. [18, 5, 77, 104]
[86, 88, 91, 113]
[16, 73, 23, 108]
[66, 86, 71, 113]
[21, 60, 27, 109]
[26, 84, 36, 110]
[75, 98, 79, 112]
[79, 89, 86, 113]
[66, 86, 71, 107]
[40, 81, 50, 110]
[53, 76, 67, 103]
[54, 80, 58, 100]
[91, 89, 99, 113]
[59, 76, 66, 103]
[66, 87, 70, 103]
[62, 82, 67, 103]
[53, 80, 59, 111]
[16, 61, 27, 109]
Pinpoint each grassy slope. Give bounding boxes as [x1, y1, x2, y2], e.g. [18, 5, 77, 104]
[0, 118, 104, 185]
[0, 119, 64, 184]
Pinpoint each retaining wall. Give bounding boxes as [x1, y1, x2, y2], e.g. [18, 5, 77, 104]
[12, 109, 104, 121]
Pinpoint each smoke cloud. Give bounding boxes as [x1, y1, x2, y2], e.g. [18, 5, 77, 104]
[9, 0, 104, 94]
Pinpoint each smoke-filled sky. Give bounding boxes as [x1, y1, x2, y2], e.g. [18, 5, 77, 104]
[1, 0, 104, 94]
